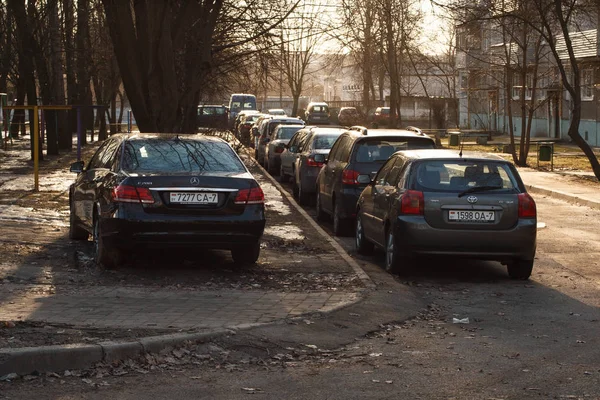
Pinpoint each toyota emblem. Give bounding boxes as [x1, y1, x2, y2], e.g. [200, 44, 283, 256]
[190, 177, 200, 186]
[467, 196, 478, 204]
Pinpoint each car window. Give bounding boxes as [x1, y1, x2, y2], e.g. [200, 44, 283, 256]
[99, 139, 120, 169]
[328, 137, 343, 161]
[312, 134, 341, 150]
[338, 137, 353, 162]
[375, 158, 397, 186]
[413, 161, 518, 192]
[386, 157, 406, 186]
[121, 138, 246, 173]
[276, 127, 301, 140]
[353, 138, 434, 163]
[298, 132, 313, 152]
[88, 140, 113, 169]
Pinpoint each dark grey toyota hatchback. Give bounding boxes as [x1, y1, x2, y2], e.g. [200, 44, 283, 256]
[355, 149, 537, 279]
[68, 133, 265, 269]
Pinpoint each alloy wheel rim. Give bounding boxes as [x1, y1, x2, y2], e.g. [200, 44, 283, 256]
[356, 217, 363, 247]
[386, 232, 394, 269]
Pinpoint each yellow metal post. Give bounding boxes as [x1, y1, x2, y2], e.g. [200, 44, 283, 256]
[33, 105, 39, 191]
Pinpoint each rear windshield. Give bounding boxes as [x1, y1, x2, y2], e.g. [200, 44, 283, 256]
[313, 134, 341, 149]
[413, 160, 518, 192]
[121, 138, 246, 174]
[277, 127, 301, 140]
[269, 121, 303, 135]
[199, 107, 226, 115]
[354, 138, 434, 162]
[311, 105, 329, 113]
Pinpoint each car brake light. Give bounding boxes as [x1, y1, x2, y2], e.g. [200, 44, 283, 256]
[400, 190, 424, 215]
[306, 157, 324, 167]
[275, 146, 285, 154]
[342, 169, 359, 185]
[518, 193, 536, 218]
[113, 185, 155, 204]
[235, 187, 265, 205]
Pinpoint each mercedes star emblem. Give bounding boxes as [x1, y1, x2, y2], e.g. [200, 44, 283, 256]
[190, 177, 200, 186]
[467, 196, 478, 204]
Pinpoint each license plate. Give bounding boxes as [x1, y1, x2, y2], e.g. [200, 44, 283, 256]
[448, 210, 495, 222]
[170, 192, 218, 204]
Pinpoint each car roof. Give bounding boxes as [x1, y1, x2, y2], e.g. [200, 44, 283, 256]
[275, 124, 303, 130]
[198, 104, 226, 108]
[123, 133, 226, 143]
[306, 127, 346, 135]
[268, 117, 304, 123]
[345, 127, 434, 140]
[395, 149, 508, 162]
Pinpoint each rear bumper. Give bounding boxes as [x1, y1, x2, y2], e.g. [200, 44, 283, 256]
[299, 167, 322, 194]
[394, 216, 537, 261]
[101, 206, 265, 250]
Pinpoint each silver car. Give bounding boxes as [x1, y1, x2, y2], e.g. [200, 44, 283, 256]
[265, 125, 303, 175]
[355, 150, 537, 279]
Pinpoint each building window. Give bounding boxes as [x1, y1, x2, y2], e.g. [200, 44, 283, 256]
[512, 74, 521, 100]
[581, 69, 594, 101]
[525, 73, 533, 100]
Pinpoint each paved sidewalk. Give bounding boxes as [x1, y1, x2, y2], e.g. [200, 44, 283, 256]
[518, 167, 600, 209]
[2, 284, 360, 330]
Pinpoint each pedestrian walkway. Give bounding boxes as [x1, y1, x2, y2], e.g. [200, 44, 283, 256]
[518, 167, 600, 209]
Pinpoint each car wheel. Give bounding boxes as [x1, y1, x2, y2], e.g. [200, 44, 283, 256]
[315, 190, 328, 222]
[267, 159, 278, 175]
[280, 165, 288, 183]
[93, 212, 121, 269]
[355, 214, 374, 255]
[292, 173, 299, 199]
[69, 201, 89, 240]
[333, 201, 349, 237]
[385, 227, 410, 274]
[298, 176, 310, 205]
[507, 259, 534, 280]
[231, 240, 261, 265]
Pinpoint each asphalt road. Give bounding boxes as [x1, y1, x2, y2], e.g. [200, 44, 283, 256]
[3, 172, 600, 399]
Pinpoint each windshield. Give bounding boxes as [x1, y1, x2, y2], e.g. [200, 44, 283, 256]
[354, 138, 434, 162]
[313, 134, 341, 149]
[413, 160, 518, 192]
[277, 127, 301, 140]
[121, 139, 246, 173]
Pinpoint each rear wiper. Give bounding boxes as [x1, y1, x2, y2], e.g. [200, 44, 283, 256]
[458, 185, 503, 198]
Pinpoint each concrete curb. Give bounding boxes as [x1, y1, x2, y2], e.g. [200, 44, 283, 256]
[251, 157, 376, 290]
[0, 329, 229, 377]
[526, 184, 600, 210]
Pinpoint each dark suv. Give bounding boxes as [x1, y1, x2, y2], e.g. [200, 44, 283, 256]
[197, 105, 229, 129]
[305, 102, 331, 124]
[315, 127, 436, 236]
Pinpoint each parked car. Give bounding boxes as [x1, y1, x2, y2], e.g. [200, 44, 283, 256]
[371, 107, 391, 128]
[338, 107, 361, 126]
[265, 124, 303, 174]
[354, 149, 537, 279]
[197, 105, 228, 129]
[267, 109, 287, 116]
[315, 127, 436, 236]
[279, 127, 314, 183]
[256, 117, 305, 166]
[68, 133, 266, 268]
[238, 112, 264, 147]
[234, 110, 261, 138]
[305, 102, 331, 124]
[292, 126, 346, 205]
[228, 93, 257, 129]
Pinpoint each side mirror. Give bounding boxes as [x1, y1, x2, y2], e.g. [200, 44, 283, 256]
[70, 160, 85, 173]
[313, 154, 326, 163]
[357, 174, 372, 184]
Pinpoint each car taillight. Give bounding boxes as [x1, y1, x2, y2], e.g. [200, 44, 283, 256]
[518, 193, 536, 218]
[234, 187, 265, 205]
[112, 185, 155, 204]
[400, 190, 424, 215]
[306, 157, 324, 167]
[342, 169, 359, 185]
[275, 146, 285, 154]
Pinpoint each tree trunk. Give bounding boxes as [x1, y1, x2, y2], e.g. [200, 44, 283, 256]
[63, 0, 77, 148]
[76, 0, 92, 145]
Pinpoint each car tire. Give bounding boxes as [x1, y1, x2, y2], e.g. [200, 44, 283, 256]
[69, 201, 89, 240]
[231, 240, 260, 265]
[267, 159, 278, 175]
[507, 259, 534, 280]
[93, 213, 121, 269]
[298, 176, 310, 205]
[333, 201, 350, 237]
[315, 190, 328, 222]
[355, 214, 374, 255]
[292, 173, 299, 199]
[384, 227, 410, 274]
[280, 165, 288, 183]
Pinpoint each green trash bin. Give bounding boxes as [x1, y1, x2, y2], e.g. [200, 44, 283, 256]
[539, 144, 553, 161]
[449, 133, 460, 146]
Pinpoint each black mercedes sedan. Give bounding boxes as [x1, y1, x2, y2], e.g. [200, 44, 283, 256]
[68, 133, 266, 269]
